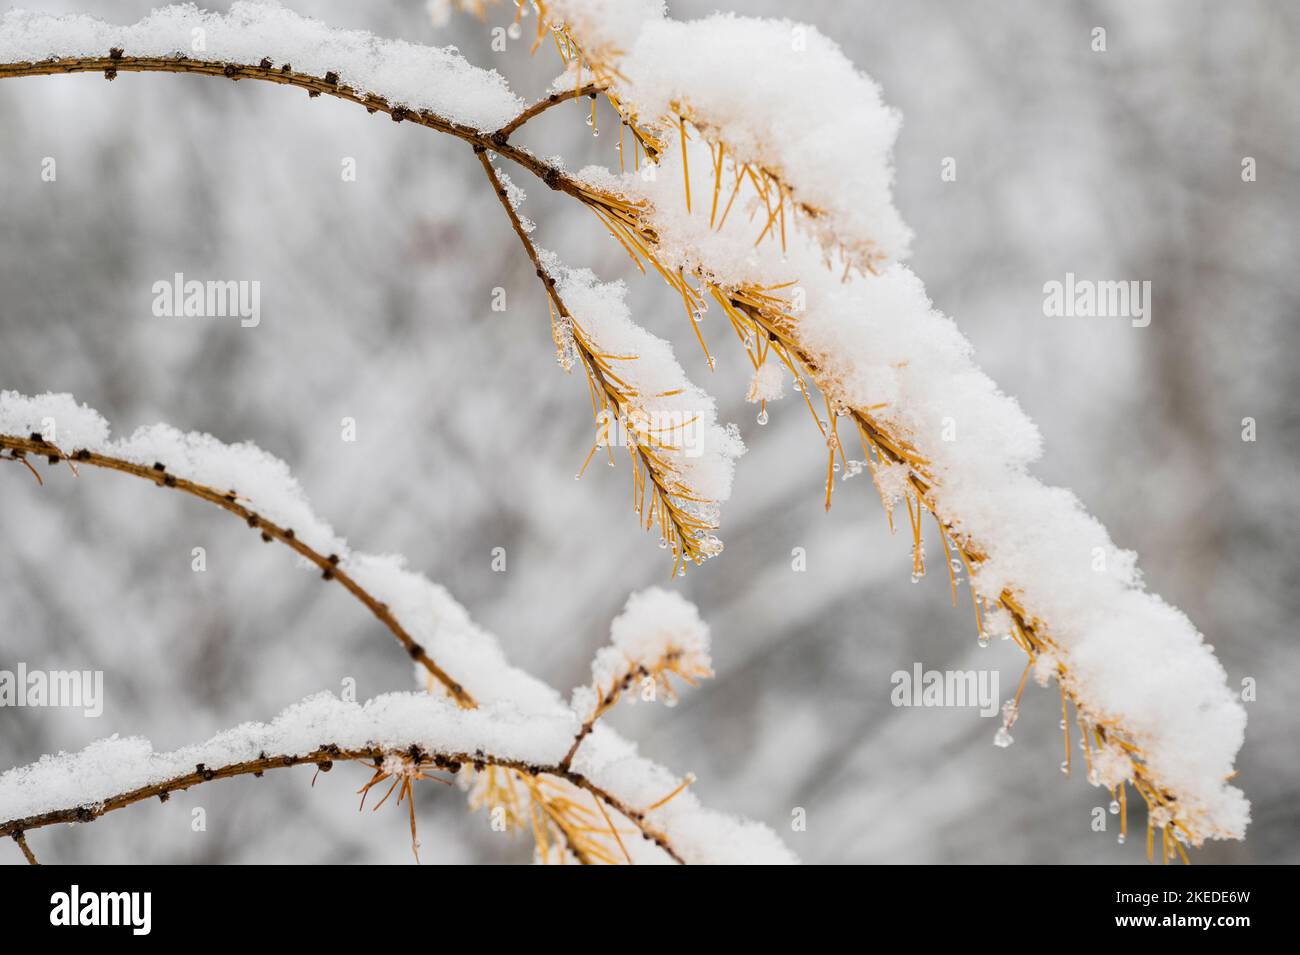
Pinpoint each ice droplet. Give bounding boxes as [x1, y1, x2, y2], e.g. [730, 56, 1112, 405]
[993, 727, 1014, 748]
[1000, 699, 1019, 726]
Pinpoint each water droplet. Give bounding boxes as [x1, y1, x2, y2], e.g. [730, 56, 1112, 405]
[993, 727, 1014, 748]
[1109, 800, 1120, 815]
[1117, 833, 1126, 845]
[1059, 719, 1067, 729]
[506, 22, 523, 39]
[977, 633, 989, 648]
[573, 473, 582, 481]
[756, 409, 768, 425]
[1060, 760, 1070, 774]
[658, 538, 668, 549]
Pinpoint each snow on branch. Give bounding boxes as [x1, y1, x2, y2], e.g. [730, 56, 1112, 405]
[528, 2, 1249, 853]
[0, 391, 795, 865]
[0, 391, 474, 707]
[538, 2, 909, 272]
[476, 153, 743, 572]
[0, 2, 522, 131]
[0, 0, 1251, 862]
[563, 587, 712, 770]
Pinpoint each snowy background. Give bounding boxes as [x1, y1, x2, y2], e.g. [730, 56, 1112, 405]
[2, 0, 1297, 863]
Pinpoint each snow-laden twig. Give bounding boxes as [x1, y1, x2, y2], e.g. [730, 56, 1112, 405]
[476, 152, 742, 572]
[562, 587, 711, 770]
[0, 398, 473, 707]
[526, 2, 1249, 853]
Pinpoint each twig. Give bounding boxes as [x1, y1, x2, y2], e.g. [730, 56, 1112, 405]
[473, 147, 712, 572]
[495, 83, 603, 139]
[558, 664, 641, 772]
[12, 831, 38, 865]
[0, 434, 474, 708]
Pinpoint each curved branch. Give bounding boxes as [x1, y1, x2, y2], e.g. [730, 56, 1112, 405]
[723, 294, 1191, 843]
[0, 742, 684, 864]
[0, 433, 474, 707]
[0, 55, 597, 203]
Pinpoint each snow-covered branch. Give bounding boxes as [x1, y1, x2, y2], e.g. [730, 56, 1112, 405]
[0, 391, 794, 864]
[531, 2, 1249, 852]
[0, 691, 710, 864]
[0, 396, 473, 707]
[0, 0, 1252, 862]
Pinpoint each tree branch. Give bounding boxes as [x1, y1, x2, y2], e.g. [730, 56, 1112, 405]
[0, 56, 601, 204]
[0, 434, 474, 707]
[0, 742, 684, 864]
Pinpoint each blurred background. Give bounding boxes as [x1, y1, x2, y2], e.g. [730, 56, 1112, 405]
[1, 0, 1296, 863]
